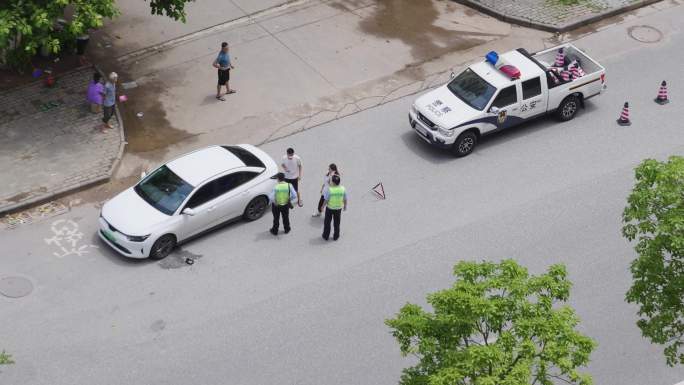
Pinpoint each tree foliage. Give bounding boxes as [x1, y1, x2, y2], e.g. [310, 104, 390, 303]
[623, 156, 684, 366]
[148, 0, 194, 23]
[0, 0, 193, 68]
[0, 350, 14, 365]
[0, 0, 118, 64]
[385, 260, 596, 385]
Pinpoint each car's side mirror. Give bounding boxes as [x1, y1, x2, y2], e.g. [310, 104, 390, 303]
[489, 106, 500, 114]
[140, 171, 147, 180]
[182, 208, 196, 216]
[450, 71, 456, 79]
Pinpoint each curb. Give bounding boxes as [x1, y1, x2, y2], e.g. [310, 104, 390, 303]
[451, 0, 664, 33]
[0, 65, 127, 216]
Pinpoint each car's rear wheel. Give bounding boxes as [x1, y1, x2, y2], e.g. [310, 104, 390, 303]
[149, 234, 176, 260]
[556, 95, 579, 122]
[451, 131, 478, 157]
[243, 196, 269, 221]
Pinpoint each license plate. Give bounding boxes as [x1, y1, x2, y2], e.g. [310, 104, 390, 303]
[102, 229, 116, 243]
[414, 124, 427, 136]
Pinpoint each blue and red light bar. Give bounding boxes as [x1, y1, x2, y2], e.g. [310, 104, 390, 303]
[486, 51, 520, 80]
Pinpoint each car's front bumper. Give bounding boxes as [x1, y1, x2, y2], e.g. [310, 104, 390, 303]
[98, 217, 150, 259]
[408, 112, 453, 149]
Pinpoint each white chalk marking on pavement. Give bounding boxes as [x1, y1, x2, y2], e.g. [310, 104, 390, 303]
[44, 219, 98, 258]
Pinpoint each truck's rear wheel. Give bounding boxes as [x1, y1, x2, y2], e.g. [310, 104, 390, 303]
[451, 131, 478, 157]
[556, 95, 579, 122]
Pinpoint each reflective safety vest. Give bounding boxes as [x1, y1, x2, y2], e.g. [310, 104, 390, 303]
[327, 186, 345, 210]
[275, 182, 290, 206]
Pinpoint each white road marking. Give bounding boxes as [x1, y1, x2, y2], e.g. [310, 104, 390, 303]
[44, 219, 98, 258]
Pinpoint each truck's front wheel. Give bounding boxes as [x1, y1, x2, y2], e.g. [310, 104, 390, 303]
[451, 131, 478, 157]
[556, 95, 579, 122]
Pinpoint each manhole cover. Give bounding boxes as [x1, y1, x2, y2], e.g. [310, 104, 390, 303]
[628, 25, 663, 43]
[0, 276, 34, 298]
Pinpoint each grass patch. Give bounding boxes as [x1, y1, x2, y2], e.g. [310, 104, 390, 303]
[0, 350, 14, 365]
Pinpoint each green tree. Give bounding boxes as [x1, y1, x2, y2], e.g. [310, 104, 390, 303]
[385, 260, 596, 385]
[0, 0, 193, 68]
[0, 350, 14, 365]
[622, 156, 684, 366]
[149, 0, 194, 23]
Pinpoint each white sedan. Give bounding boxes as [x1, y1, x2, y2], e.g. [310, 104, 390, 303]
[98, 145, 278, 259]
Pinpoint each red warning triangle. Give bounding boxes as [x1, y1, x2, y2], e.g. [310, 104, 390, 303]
[372, 182, 385, 200]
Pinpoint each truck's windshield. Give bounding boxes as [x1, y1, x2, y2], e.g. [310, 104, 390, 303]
[447, 68, 496, 111]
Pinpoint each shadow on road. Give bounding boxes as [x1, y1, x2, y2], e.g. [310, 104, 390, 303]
[399, 131, 456, 164]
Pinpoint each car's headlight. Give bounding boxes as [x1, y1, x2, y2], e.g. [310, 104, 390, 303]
[438, 127, 455, 137]
[127, 234, 151, 242]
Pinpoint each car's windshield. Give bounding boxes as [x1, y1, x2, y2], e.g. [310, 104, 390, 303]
[134, 166, 193, 215]
[447, 68, 497, 111]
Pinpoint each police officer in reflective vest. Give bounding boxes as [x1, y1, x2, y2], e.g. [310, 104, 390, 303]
[270, 172, 297, 235]
[322, 174, 347, 241]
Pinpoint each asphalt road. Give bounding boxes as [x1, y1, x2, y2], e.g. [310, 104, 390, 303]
[2, 5, 684, 385]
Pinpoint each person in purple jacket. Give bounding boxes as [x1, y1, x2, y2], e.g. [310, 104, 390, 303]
[86, 72, 104, 113]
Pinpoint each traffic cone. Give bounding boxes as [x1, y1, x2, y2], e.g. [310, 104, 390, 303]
[654, 80, 669, 105]
[617, 102, 631, 126]
[554, 48, 565, 67]
[570, 64, 580, 80]
[561, 70, 571, 82]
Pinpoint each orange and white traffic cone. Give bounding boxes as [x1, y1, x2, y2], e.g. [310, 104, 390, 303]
[617, 102, 631, 126]
[654, 80, 669, 105]
[570, 64, 580, 80]
[561, 70, 571, 82]
[554, 48, 565, 67]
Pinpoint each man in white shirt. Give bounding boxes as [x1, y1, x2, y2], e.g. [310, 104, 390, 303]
[281, 148, 303, 207]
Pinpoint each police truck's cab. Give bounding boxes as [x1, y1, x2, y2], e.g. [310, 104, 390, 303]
[409, 44, 606, 157]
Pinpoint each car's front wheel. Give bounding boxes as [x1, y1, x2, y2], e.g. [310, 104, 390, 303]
[149, 234, 176, 260]
[243, 196, 269, 221]
[451, 131, 478, 157]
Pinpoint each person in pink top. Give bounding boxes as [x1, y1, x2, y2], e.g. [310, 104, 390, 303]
[86, 72, 104, 113]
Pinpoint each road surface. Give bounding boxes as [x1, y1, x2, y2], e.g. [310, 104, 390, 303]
[2, 4, 684, 385]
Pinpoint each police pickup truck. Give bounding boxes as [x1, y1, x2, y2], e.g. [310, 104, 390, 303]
[409, 43, 606, 157]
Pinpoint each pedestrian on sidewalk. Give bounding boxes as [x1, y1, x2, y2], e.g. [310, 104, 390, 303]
[281, 148, 303, 207]
[213, 42, 235, 101]
[101, 72, 118, 132]
[269, 172, 297, 235]
[86, 72, 104, 114]
[313, 163, 339, 217]
[322, 174, 347, 241]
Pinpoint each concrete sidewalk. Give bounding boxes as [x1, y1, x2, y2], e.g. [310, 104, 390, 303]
[90, 0, 299, 57]
[452, 0, 665, 32]
[0, 67, 125, 214]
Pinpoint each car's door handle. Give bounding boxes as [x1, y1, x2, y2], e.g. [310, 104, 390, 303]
[241, 191, 249, 195]
[207, 206, 217, 212]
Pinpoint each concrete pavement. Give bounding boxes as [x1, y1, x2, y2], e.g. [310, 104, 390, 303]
[2, 3, 684, 384]
[90, 0, 298, 57]
[453, 0, 665, 32]
[0, 66, 124, 214]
